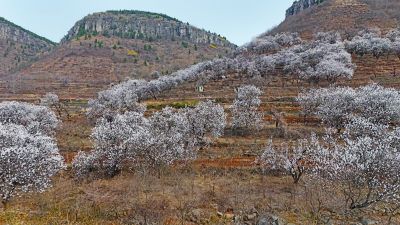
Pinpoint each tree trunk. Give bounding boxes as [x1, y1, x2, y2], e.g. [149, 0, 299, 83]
[1, 198, 8, 210]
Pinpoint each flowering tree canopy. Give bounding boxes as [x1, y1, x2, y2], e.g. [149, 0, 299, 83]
[230, 85, 263, 130]
[0, 101, 63, 206]
[0, 101, 60, 136]
[73, 101, 226, 179]
[297, 83, 400, 131]
[310, 117, 400, 209]
[256, 135, 318, 184]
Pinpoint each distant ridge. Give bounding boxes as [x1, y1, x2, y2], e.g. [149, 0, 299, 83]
[0, 17, 55, 45]
[0, 16, 56, 75]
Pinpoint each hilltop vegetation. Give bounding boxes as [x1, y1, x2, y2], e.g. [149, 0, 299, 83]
[106, 9, 181, 23]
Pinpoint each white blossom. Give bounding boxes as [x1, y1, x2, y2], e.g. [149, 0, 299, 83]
[0, 101, 60, 136]
[73, 101, 226, 178]
[275, 41, 355, 82]
[310, 118, 400, 209]
[256, 136, 318, 184]
[297, 83, 400, 131]
[40, 93, 59, 106]
[0, 123, 64, 206]
[314, 31, 342, 44]
[230, 85, 264, 130]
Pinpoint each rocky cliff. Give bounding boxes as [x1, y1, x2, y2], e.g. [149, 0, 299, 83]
[0, 17, 55, 75]
[61, 10, 235, 48]
[0, 17, 55, 47]
[286, 0, 319, 17]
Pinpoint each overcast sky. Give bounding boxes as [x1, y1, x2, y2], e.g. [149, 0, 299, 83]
[0, 0, 293, 46]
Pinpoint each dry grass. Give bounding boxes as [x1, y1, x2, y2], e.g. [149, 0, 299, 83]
[2, 165, 399, 224]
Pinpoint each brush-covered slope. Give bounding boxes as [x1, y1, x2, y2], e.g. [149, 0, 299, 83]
[0, 17, 55, 75]
[10, 10, 235, 99]
[271, 0, 400, 39]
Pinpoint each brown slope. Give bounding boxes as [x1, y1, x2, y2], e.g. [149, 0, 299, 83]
[270, 0, 399, 39]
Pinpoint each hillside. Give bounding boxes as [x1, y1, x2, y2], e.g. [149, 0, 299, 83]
[3, 10, 235, 100]
[0, 17, 55, 75]
[4, 4, 400, 225]
[270, 0, 400, 39]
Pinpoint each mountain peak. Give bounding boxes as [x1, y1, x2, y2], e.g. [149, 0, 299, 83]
[286, 0, 320, 17]
[61, 10, 235, 48]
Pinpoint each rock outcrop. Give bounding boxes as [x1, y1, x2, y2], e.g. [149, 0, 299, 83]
[61, 10, 235, 48]
[0, 18, 55, 47]
[0, 17, 55, 75]
[286, 0, 319, 17]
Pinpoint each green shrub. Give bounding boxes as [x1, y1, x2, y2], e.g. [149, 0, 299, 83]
[106, 10, 181, 23]
[77, 26, 87, 38]
[147, 100, 199, 110]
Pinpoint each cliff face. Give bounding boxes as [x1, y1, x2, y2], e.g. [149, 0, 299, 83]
[0, 20, 54, 47]
[0, 17, 55, 75]
[286, 0, 318, 17]
[61, 11, 235, 48]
